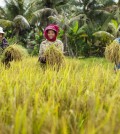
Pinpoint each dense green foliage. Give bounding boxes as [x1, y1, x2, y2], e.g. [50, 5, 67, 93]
[0, 0, 120, 57]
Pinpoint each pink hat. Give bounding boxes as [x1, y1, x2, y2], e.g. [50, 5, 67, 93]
[44, 24, 59, 42]
[44, 24, 59, 33]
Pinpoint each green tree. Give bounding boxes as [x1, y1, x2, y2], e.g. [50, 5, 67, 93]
[0, 0, 34, 36]
[49, 10, 82, 54]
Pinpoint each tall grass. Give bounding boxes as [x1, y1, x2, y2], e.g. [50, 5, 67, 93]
[0, 57, 119, 134]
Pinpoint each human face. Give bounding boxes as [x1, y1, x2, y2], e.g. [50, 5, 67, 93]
[47, 30, 56, 39]
[0, 33, 3, 40]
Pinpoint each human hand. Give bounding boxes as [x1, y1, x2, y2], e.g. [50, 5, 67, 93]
[39, 56, 46, 63]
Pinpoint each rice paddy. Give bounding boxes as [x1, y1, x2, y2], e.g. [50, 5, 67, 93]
[0, 56, 120, 134]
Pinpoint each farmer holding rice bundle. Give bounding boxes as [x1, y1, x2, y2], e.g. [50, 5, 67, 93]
[105, 37, 120, 72]
[113, 38, 120, 71]
[39, 24, 64, 64]
[0, 27, 8, 50]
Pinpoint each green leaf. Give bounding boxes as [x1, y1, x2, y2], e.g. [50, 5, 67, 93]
[72, 21, 79, 33]
[111, 19, 118, 29]
[93, 31, 115, 40]
[0, 19, 13, 28]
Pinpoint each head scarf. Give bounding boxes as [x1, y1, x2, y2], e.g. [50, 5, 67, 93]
[44, 24, 59, 42]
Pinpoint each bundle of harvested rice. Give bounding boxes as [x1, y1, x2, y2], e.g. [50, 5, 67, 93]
[105, 40, 120, 64]
[43, 45, 65, 67]
[0, 47, 4, 55]
[1, 44, 28, 65]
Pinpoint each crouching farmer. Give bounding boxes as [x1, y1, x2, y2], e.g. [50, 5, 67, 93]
[114, 38, 120, 72]
[0, 27, 8, 50]
[105, 37, 120, 73]
[39, 24, 64, 64]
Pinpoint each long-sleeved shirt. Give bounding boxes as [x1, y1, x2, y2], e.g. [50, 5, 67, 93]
[1, 38, 8, 49]
[39, 39, 64, 57]
[114, 38, 120, 44]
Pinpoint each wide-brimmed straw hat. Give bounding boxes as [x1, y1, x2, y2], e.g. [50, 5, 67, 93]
[0, 27, 4, 34]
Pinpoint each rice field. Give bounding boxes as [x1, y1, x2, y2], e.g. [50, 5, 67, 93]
[0, 57, 120, 134]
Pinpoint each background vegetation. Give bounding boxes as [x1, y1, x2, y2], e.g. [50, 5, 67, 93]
[0, 0, 120, 57]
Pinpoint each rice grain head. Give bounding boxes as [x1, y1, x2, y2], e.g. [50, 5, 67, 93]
[105, 41, 120, 64]
[0, 47, 4, 56]
[43, 45, 65, 68]
[1, 44, 28, 65]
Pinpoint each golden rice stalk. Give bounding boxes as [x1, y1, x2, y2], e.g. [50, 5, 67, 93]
[0, 47, 4, 55]
[1, 44, 28, 66]
[43, 45, 65, 67]
[105, 41, 120, 64]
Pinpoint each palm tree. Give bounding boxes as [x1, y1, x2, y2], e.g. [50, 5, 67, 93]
[13, 15, 30, 37]
[0, 0, 34, 35]
[35, 0, 68, 10]
[48, 10, 83, 54]
[0, 0, 36, 20]
[31, 8, 56, 27]
[31, 0, 70, 28]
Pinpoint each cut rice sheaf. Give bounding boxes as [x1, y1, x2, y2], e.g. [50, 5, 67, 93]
[43, 45, 65, 67]
[105, 41, 120, 64]
[1, 44, 28, 66]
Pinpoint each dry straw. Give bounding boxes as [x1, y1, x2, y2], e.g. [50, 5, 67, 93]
[105, 40, 120, 64]
[1, 44, 28, 66]
[43, 45, 65, 67]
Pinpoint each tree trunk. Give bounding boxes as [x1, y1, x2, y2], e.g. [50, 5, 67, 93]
[63, 31, 69, 55]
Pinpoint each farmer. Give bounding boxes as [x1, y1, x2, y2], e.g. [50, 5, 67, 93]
[113, 27, 120, 72]
[39, 24, 64, 63]
[113, 38, 120, 72]
[0, 27, 8, 50]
